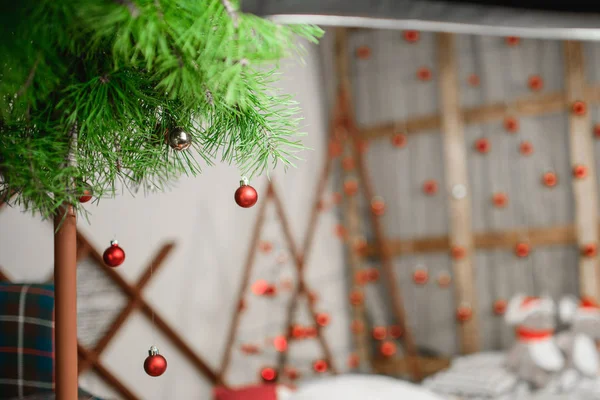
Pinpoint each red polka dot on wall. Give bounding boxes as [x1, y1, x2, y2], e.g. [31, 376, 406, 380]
[542, 171, 558, 188]
[581, 243, 598, 258]
[572, 101, 587, 116]
[313, 360, 328, 373]
[573, 164, 588, 179]
[493, 299, 508, 315]
[456, 304, 473, 322]
[520, 141, 534, 156]
[515, 242, 530, 258]
[372, 326, 387, 340]
[528, 75, 544, 91]
[474, 138, 490, 154]
[492, 192, 508, 208]
[468, 74, 480, 87]
[505, 36, 520, 46]
[504, 116, 519, 133]
[417, 66, 433, 81]
[391, 133, 407, 148]
[422, 179, 438, 196]
[355, 46, 371, 60]
[380, 341, 397, 357]
[403, 30, 420, 43]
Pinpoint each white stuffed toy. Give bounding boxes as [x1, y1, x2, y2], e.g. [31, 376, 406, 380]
[504, 294, 564, 390]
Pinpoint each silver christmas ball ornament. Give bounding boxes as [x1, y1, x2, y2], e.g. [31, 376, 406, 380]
[167, 127, 192, 151]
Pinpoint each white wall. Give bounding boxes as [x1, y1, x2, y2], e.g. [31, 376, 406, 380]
[0, 38, 350, 399]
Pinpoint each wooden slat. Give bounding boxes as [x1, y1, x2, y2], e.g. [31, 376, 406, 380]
[437, 33, 479, 354]
[360, 84, 600, 141]
[564, 41, 600, 299]
[366, 224, 579, 256]
[372, 356, 451, 378]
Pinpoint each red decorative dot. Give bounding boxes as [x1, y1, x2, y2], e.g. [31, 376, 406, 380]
[505, 36, 520, 46]
[78, 189, 93, 203]
[412, 269, 429, 285]
[305, 326, 318, 339]
[519, 141, 534, 156]
[582, 243, 597, 258]
[285, 367, 300, 381]
[528, 75, 544, 91]
[263, 285, 277, 297]
[328, 140, 342, 158]
[572, 101, 587, 116]
[543, 171, 558, 187]
[593, 123, 600, 138]
[259, 241, 273, 253]
[273, 336, 288, 352]
[456, 304, 473, 322]
[492, 192, 508, 208]
[252, 279, 269, 296]
[351, 320, 364, 334]
[372, 326, 387, 341]
[342, 156, 355, 171]
[451, 246, 466, 260]
[349, 290, 364, 306]
[332, 192, 343, 205]
[356, 46, 371, 60]
[437, 272, 452, 288]
[389, 325, 403, 339]
[474, 138, 490, 154]
[380, 341, 397, 357]
[240, 343, 260, 355]
[417, 67, 433, 81]
[291, 324, 306, 340]
[422, 179, 438, 196]
[468, 74, 480, 87]
[493, 299, 508, 315]
[355, 270, 369, 286]
[504, 116, 519, 133]
[316, 312, 331, 327]
[367, 268, 380, 282]
[403, 30, 420, 43]
[261, 367, 278, 382]
[515, 242, 530, 258]
[313, 360, 328, 373]
[334, 224, 347, 239]
[371, 197, 385, 216]
[344, 178, 359, 196]
[348, 353, 360, 369]
[391, 133, 407, 148]
[573, 164, 588, 179]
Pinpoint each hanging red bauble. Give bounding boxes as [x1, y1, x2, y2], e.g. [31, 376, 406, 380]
[528, 75, 544, 91]
[356, 45, 372, 60]
[519, 141, 534, 156]
[474, 138, 490, 154]
[371, 196, 386, 216]
[144, 346, 167, 377]
[78, 182, 93, 203]
[468, 74, 480, 87]
[456, 304, 473, 322]
[316, 313, 331, 327]
[422, 179, 438, 196]
[313, 360, 328, 373]
[291, 324, 306, 340]
[391, 133, 407, 148]
[355, 270, 369, 286]
[103, 240, 126, 267]
[504, 116, 519, 133]
[437, 272, 452, 288]
[234, 177, 258, 208]
[451, 245, 466, 260]
[492, 192, 508, 208]
[515, 242, 530, 258]
[285, 367, 300, 381]
[348, 353, 360, 369]
[572, 101, 587, 116]
[372, 326, 387, 340]
[328, 140, 343, 158]
[351, 320, 365, 334]
[380, 341, 397, 357]
[582, 243, 598, 258]
[542, 171, 558, 187]
[389, 325, 403, 339]
[349, 290, 364, 306]
[505, 36, 520, 46]
[412, 269, 429, 285]
[367, 268, 380, 282]
[344, 178, 359, 196]
[594, 123, 600, 138]
[260, 367, 278, 382]
[342, 156, 355, 171]
[573, 164, 588, 179]
[252, 279, 269, 296]
[273, 335, 288, 352]
[493, 299, 508, 315]
[417, 67, 432, 81]
[403, 30, 420, 43]
[263, 284, 277, 297]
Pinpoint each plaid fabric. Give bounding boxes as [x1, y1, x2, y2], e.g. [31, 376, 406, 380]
[7, 387, 103, 400]
[0, 284, 55, 399]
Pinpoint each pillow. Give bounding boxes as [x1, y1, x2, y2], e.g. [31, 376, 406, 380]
[0, 284, 55, 398]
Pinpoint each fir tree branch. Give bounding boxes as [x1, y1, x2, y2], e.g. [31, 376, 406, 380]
[114, 0, 140, 18]
[221, 0, 239, 28]
[16, 56, 41, 98]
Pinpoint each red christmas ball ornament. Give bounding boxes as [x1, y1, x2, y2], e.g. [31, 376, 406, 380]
[372, 326, 387, 340]
[528, 75, 544, 91]
[391, 133, 407, 148]
[504, 116, 519, 133]
[328, 140, 343, 158]
[144, 346, 167, 377]
[412, 269, 429, 285]
[468, 74, 480, 87]
[273, 335, 288, 352]
[422, 179, 438, 196]
[505, 36, 520, 46]
[515, 242, 530, 258]
[519, 141, 534, 156]
[572, 101, 587, 116]
[493, 299, 508, 316]
[380, 341, 397, 357]
[456, 304, 473, 322]
[594, 123, 600, 138]
[316, 312, 331, 327]
[371, 196, 386, 216]
[344, 178, 359, 196]
[313, 360, 328, 373]
[103, 240, 126, 267]
[342, 156, 355, 171]
[78, 182, 93, 203]
[437, 272, 452, 288]
[474, 138, 490, 154]
[291, 324, 306, 340]
[260, 367, 278, 382]
[417, 66, 432, 81]
[582, 243, 598, 258]
[543, 171, 558, 187]
[351, 320, 364, 334]
[348, 353, 360, 369]
[349, 290, 364, 306]
[234, 177, 258, 208]
[451, 245, 466, 260]
[492, 192, 508, 208]
[573, 164, 588, 179]
[252, 279, 269, 296]
[389, 325, 403, 339]
[403, 30, 420, 43]
[356, 45, 372, 60]
[355, 270, 369, 286]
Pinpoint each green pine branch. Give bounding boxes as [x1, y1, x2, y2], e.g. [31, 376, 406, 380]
[0, 0, 323, 218]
